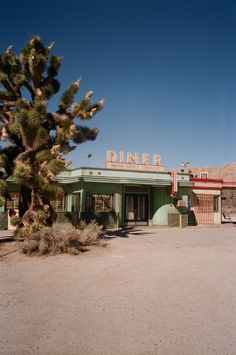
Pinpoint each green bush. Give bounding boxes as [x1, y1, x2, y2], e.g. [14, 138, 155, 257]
[10, 215, 21, 226]
[20, 221, 103, 256]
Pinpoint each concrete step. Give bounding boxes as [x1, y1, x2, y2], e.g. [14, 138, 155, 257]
[0, 230, 14, 242]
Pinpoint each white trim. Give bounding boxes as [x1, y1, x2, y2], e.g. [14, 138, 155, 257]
[193, 189, 221, 196]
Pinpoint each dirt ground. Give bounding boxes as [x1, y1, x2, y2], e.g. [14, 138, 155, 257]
[1, 225, 236, 355]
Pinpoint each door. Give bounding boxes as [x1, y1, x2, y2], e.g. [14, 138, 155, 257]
[125, 194, 148, 225]
[193, 194, 214, 224]
[72, 193, 80, 212]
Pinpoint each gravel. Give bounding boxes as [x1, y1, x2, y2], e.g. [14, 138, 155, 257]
[1, 225, 236, 355]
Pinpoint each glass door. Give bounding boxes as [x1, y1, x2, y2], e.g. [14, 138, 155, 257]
[125, 194, 148, 225]
[72, 193, 80, 212]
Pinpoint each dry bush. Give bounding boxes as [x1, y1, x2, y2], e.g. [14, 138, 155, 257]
[20, 220, 103, 256]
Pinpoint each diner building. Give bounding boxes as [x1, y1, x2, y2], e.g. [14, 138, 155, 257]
[3, 166, 192, 230]
[1, 151, 235, 229]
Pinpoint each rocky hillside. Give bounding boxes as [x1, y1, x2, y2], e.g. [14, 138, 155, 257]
[213, 163, 236, 181]
[174, 162, 236, 182]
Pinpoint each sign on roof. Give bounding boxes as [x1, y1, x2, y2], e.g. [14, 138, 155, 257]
[106, 150, 165, 172]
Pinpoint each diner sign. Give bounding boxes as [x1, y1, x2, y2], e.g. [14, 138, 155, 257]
[106, 150, 165, 172]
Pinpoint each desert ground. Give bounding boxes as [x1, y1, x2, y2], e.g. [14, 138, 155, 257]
[1, 225, 236, 355]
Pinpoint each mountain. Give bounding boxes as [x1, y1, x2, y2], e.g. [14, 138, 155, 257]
[173, 162, 236, 182]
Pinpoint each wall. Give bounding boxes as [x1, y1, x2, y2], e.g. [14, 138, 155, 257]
[0, 212, 8, 230]
[222, 187, 236, 216]
[214, 196, 221, 224]
[152, 187, 171, 225]
[190, 192, 221, 225]
[65, 181, 122, 227]
[151, 186, 190, 226]
[4, 169, 193, 228]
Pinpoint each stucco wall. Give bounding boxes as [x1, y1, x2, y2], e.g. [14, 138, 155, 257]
[151, 187, 190, 226]
[152, 187, 171, 225]
[222, 187, 236, 215]
[65, 182, 123, 225]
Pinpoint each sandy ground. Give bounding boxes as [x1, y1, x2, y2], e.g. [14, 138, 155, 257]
[1, 225, 236, 355]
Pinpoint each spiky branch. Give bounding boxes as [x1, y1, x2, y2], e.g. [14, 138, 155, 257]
[0, 36, 104, 232]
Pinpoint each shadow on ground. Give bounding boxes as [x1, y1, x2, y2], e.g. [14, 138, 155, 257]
[102, 226, 159, 239]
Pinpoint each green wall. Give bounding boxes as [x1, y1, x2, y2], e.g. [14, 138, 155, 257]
[6, 176, 191, 227]
[65, 181, 123, 223]
[152, 187, 172, 225]
[151, 186, 189, 225]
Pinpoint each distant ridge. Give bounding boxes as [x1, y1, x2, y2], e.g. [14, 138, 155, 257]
[214, 163, 236, 181]
[174, 162, 236, 182]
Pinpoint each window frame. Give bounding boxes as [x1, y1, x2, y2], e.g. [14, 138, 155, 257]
[200, 172, 209, 179]
[213, 196, 219, 212]
[86, 193, 114, 212]
[50, 194, 66, 212]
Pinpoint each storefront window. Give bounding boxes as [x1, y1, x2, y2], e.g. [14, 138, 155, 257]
[72, 193, 80, 211]
[50, 194, 66, 212]
[7, 192, 20, 210]
[86, 194, 113, 212]
[6, 192, 66, 212]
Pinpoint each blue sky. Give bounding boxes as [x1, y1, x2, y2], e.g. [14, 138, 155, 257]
[1, 0, 236, 169]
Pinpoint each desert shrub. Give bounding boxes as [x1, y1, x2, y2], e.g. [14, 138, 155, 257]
[10, 215, 21, 226]
[14, 222, 40, 241]
[20, 221, 103, 256]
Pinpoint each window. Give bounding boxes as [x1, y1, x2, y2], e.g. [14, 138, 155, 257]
[7, 192, 20, 210]
[200, 172, 209, 179]
[213, 196, 219, 212]
[50, 195, 66, 212]
[72, 193, 80, 211]
[192, 193, 199, 206]
[86, 193, 114, 212]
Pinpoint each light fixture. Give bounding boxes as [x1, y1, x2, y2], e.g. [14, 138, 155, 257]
[181, 161, 191, 169]
[87, 153, 92, 167]
[180, 161, 191, 173]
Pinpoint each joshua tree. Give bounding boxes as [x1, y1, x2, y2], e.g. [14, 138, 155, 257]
[0, 36, 103, 234]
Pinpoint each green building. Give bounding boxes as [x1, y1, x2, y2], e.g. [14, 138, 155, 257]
[1, 166, 192, 230]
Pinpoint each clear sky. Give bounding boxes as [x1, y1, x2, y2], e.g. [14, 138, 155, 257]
[1, 0, 236, 169]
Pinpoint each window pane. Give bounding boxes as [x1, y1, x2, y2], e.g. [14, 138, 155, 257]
[72, 193, 80, 211]
[7, 192, 20, 210]
[50, 194, 65, 212]
[86, 194, 113, 212]
[126, 196, 134, 220]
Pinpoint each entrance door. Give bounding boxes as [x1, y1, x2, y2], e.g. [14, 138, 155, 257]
[193, 194, 214, 224]
[125, 194, 148, 225]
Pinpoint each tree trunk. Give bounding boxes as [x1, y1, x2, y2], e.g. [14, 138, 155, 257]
[19, 186, 32, 218]
[19, 186, 57, 228]
[42, 195, 57, 226]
